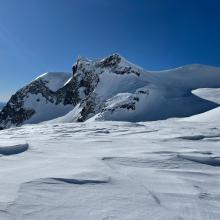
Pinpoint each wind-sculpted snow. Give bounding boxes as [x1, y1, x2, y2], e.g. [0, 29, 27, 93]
[178, 154, 220, 166]
[0, 118, 220, 219]
[1, 54, 220, 129]
[30, 172, 111, 185]
[0, 143, 28, 156]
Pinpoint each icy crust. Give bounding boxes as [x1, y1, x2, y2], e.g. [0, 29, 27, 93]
[1, 54, 220, 128]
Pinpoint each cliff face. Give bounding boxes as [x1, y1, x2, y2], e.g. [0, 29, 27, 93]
[1, 54, 220, 129]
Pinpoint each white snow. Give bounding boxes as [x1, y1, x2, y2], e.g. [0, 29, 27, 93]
[0, 118, 220, 219]
[23, 93, 74, 124]
[183, 88, 220, 122]
[0, 57, 220, 219]
[46, 61, 220, 124]
[34, 72, 72, 92]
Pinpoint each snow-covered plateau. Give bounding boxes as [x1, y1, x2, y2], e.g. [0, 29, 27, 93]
[0, 54, 220, 219]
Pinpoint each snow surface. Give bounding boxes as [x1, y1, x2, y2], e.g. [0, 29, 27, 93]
[23, 93, 73, 124]
[183, 88, 220, 122]
[0, 116, 220, 219]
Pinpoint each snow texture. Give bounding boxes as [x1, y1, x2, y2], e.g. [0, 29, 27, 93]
[0, 115, 220, 219]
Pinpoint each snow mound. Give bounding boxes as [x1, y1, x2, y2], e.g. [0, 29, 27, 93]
[0, 143, 29, 156]
[192, 88, 220, 104]
[183, 107, 220, 123]
[177, 134, 220, 140]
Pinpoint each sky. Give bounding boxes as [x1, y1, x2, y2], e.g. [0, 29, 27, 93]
[0, 0, 220, 102]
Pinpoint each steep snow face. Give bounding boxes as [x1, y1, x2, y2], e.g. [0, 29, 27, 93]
[1, 54, 220, 129]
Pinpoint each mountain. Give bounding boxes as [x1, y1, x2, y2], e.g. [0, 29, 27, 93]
[1, 54, 220, 129]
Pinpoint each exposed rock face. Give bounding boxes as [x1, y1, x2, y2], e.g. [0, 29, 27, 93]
[1, 54, 220, 129]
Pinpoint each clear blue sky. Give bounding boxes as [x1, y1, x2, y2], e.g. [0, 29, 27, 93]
[0, 0, 220, 101]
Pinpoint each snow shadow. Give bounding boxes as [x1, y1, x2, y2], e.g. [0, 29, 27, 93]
[0, 144, 29, 156]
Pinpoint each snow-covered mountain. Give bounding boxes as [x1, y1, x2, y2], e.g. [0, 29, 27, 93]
[1, 54, 220, 129]
[1, 55, 220, 220]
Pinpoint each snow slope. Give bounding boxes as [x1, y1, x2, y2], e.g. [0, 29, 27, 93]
[22, 72, 74, 124]
[183, 88, 220, 122]
[0, 118, 220, 219]
[0, 72, 74, 129]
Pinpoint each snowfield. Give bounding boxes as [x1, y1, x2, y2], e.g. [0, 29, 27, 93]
[0, 117, 220, 220]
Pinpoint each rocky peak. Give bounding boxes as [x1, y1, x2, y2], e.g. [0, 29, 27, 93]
[97, 54, 122, 68]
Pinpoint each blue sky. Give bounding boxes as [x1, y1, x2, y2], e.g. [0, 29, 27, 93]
[0, 0, 220, 101]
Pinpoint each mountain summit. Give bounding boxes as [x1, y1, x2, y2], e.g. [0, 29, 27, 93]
[0, 54, 220, 129]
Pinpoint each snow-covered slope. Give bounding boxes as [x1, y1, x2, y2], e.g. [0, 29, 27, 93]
[0, 72, 74, 129]
[1, 54, 220, 129]
[49, 56, 220, 123]
[0, 118, 220, 219]
[183, 88, 220, 122]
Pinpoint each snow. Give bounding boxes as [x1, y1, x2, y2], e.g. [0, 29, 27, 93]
[23, 93, 73, 124]
[183, 88, 220, 122]
[0, 56, 220, 218]
[0, 117, 220, 219]
[192, 88, 220, 104]
[35, 72, 72, 92]
[45, 60, 220, 124]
